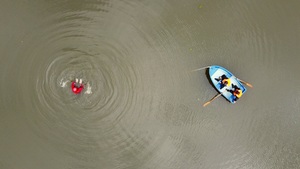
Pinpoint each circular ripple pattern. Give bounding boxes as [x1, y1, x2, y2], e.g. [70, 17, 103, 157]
[5, 1, 299, 169]
[18, 3, 142, 155]
[14, 1, 178, 167]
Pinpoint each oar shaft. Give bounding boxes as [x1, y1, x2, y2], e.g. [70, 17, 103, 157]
[192, 66, 211, 72]
[203, 93, 222, 107]
[237, 78, 253, 88]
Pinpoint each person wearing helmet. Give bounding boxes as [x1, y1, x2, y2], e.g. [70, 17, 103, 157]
[215, 74, 231, 89]
[226, 84, 242, 103]
[71, 78, 84, 94]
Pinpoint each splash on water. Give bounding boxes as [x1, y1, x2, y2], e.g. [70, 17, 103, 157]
[60, 78, 92, 94]
[85, 83, 92, 94]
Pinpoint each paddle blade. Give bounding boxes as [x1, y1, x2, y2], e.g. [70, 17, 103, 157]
[202, 93, 221, 107]
[238, 79, 253, 88]
[245, 82, 253, 88]
[203, 101, 211, 107]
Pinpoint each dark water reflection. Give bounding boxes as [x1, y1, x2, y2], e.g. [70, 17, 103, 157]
[1, 0, 300, 169]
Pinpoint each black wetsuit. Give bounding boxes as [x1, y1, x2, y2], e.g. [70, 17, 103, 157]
[215, 75, 228, 89]
[226, 84, 240, 102]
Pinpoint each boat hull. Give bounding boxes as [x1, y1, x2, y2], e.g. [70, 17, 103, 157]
[209, 65, 247, 103]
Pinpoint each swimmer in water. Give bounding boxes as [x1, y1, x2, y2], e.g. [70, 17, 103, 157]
[71, 78, 84, 94]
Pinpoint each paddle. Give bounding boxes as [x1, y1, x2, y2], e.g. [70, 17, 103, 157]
[237, 78, 253, 88]
[191, 66, 211, 72]
[203, 93, 222, 107]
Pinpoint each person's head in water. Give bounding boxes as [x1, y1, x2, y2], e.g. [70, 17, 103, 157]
[71, 78, 84, 94]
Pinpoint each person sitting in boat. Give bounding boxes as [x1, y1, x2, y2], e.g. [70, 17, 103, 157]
[71, 78, 84, 94]
[215, 74, 231, 89]
[226, 84, 242, 103]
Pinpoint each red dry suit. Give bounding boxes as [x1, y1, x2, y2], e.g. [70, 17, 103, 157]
[71, 82, 84, 94]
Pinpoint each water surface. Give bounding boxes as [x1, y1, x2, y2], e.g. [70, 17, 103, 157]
[1, 0, 300, 169]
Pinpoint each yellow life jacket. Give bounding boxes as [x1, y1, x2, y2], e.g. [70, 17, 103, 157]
[234, 89, 242, 98]
[222, 78, 231, 86]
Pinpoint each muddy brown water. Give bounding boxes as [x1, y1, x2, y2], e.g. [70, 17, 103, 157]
[1, 0, 300, 168]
